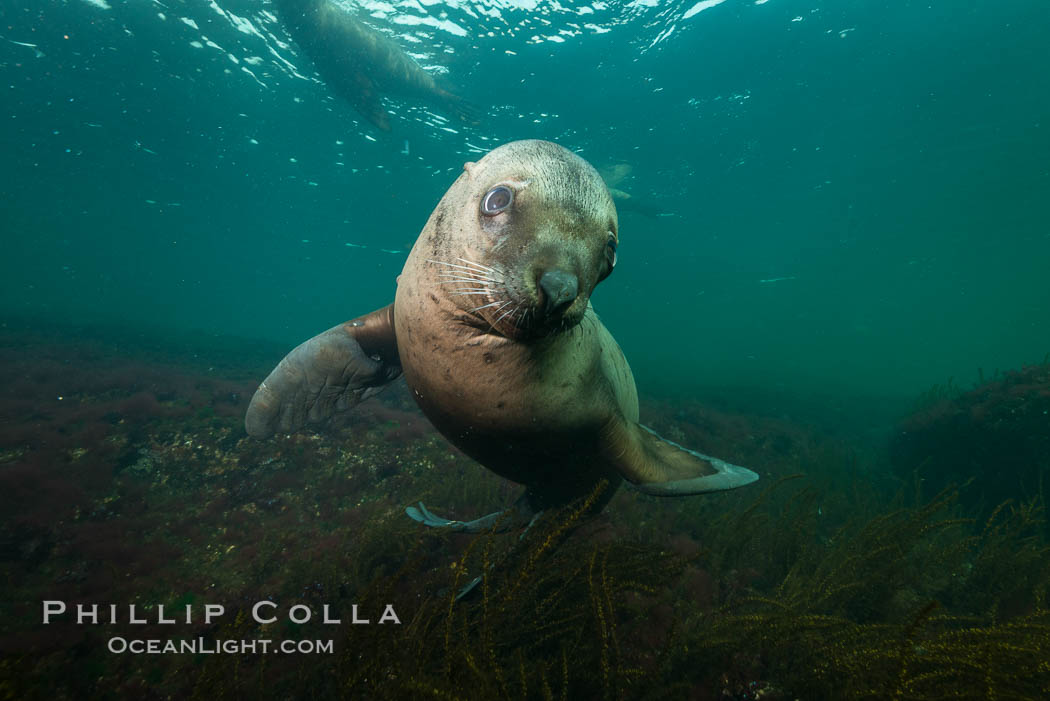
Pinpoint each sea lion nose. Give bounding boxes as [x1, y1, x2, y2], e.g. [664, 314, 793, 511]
[538, 270, 578, 315]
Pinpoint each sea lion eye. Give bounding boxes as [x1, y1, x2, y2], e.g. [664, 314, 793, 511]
[606, 235, 617, 268]
[481, 186, 513, 215]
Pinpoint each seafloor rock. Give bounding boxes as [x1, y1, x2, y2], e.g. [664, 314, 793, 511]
[890, 361, 1050, 510]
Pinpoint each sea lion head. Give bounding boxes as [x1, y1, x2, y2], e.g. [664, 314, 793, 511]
[424, 140, 618, 340]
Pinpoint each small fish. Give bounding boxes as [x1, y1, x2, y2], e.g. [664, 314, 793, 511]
[2, 35, 45, 58]
[758, 276, 797, 284]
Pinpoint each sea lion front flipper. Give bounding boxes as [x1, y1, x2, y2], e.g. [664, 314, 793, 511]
[245, 304, 401, 438]
[603, 419, 759, 496]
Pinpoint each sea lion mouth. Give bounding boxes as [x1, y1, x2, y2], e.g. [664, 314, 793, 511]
[485, 306, 582, 341]
[484, 292, 586, 341]
[430, 258, 585, 340]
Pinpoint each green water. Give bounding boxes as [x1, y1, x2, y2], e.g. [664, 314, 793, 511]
[2, 0, 1048, 398]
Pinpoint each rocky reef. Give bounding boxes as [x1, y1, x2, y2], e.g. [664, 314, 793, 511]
[1, 321, 1048, 700]
[891, 359, 1050, 512]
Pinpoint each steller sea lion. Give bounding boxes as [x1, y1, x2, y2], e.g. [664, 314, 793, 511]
[274, 0, 477, 132]
[245, 140, 758, 529]
[599, 163, 670, 218]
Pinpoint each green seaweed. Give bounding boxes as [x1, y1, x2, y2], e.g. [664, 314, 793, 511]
[681, 482, 1050, 700]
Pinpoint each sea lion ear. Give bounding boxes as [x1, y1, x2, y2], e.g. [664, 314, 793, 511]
[602, 419, 759, 495]
[245, 304, 402, 439]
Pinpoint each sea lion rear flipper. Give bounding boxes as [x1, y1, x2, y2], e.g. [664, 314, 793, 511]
[435, 87, 480, 127]
[603, 419, 759, 495]
[405, 493, 539, 534]
[245, 304, 401, 438]
[347, 71, 393, 132]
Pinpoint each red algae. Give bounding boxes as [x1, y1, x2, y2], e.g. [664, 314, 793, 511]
[681, 565, 718, 609]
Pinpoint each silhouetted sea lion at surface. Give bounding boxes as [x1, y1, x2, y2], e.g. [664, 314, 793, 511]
[245, 140, 758, 530]
[274, 0, 476, 131]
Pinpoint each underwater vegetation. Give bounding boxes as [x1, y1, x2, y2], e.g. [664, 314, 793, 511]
[891, 358, 1050, 514]
[1, 321, 1049, 700]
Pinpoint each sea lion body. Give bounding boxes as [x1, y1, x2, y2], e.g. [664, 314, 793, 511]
[393, 143, 635, 506]
[275, 0, 474, 131]
[246, 140, 757, 516]
[395, 301, 635, 496]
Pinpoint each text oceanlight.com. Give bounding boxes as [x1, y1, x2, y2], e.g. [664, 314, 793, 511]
[107, 637, 334, 655]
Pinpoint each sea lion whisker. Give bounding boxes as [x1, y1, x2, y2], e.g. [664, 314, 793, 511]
[435, 273, 496, 282]
[437, 277, 495, 285]
[430, 259, 506, 286]
[427, 259, 476, 270]
[494, 304, 518, 326]
[455, 257, 497, 273]
[495, 303, 516, 323]
[450, 290, 495, 296]
[476, 298, 512, 314]
[457, 263, 500, 280]
[470, 300, 507, 313]
[428, 259, 500, 278]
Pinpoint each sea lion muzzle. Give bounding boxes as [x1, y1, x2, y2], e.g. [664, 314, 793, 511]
[538, 269, 579, 317]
